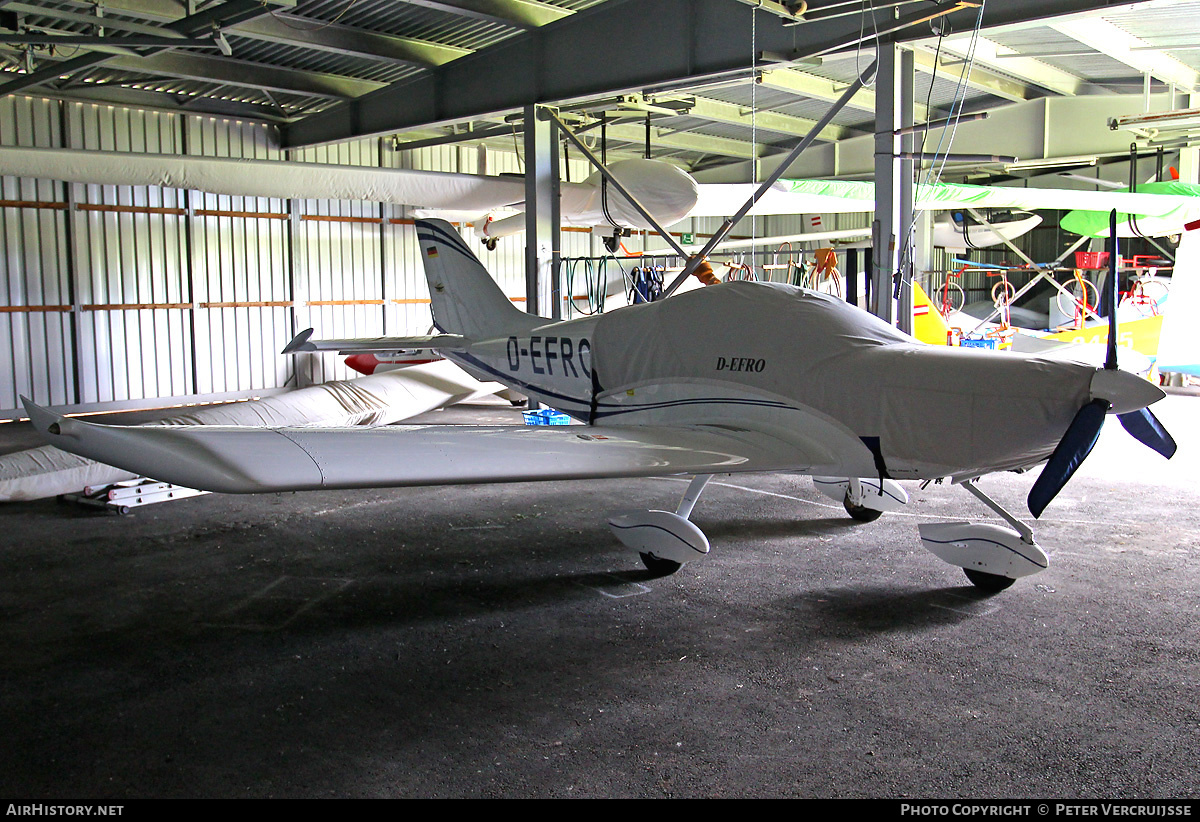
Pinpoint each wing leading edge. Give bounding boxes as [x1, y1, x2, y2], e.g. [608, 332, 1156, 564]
[23, 400, 838, 495]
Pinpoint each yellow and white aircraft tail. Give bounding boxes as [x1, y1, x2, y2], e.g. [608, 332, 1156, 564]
[912, 280, 951, 345]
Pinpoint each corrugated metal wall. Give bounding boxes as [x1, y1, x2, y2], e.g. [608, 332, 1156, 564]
[0, 95, 594, 421]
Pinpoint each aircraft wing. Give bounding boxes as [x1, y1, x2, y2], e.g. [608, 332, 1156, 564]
[281, 329, 469, 354]
[688, 178, 1200, 220]
[0, 146, 555, 212]
[24, 400, 836, 495]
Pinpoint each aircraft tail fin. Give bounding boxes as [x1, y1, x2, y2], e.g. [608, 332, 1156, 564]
[415, 219, 538, 339]
[911, 280, 951, 345]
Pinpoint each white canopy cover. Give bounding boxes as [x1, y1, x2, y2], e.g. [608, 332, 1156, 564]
[592, 282, 1093, 479]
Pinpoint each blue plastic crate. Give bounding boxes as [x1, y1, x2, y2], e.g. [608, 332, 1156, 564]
[959, 337, 997, 350]
[523, 408, 570, 425]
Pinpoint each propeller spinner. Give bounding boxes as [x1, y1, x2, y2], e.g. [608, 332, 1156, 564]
[1027, 210, 1178, 518]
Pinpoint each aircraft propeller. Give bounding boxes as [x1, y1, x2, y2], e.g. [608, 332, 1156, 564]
[1026, 210, 1178, 518]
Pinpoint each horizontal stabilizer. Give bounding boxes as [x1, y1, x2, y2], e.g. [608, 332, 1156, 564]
[282, 328, 470, 354]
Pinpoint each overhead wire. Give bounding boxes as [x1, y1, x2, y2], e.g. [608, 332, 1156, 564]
[751, 5, 758, 254]
[894, 0, 989, 299]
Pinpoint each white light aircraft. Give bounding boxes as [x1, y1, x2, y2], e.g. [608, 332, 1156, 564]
[23, 215, 1176, 592]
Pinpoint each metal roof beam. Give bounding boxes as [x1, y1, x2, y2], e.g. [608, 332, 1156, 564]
[0, 2, 196, 38]
[400, 0, 572, 30]
[284, 0, 1145, 148]
[686, 94, 864, 142]
[757, 68, 876, 112]
[757, 66, 930, 122]
[102, 50, 387, 99]
[929, 35, 1099, 98]
[8, 79, 299, 121]
[3, 1, 467, 68]
[1049, 16, 1199, 92]
[0, 0, 280, 98]
[231, 13, 472, 68]
[910, 46, 1032, 103]
[602, 121, 768, 161]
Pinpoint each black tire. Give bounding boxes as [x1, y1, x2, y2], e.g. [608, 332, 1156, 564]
[964, 568, 1016, 592]
[640, 552, 682, 577]
[843, 493, 883, 522]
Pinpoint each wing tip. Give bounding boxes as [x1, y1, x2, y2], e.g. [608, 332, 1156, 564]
[282, 328, 315, 354]
[20, 396, 64, 436]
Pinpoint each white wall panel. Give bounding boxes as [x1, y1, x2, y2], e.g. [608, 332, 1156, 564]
[0, 95, 72, 414]
[0, 96, 640, 419]
[187, 118, 290, 396]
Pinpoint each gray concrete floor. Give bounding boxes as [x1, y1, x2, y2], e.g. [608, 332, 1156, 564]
[0, 394, 1197, 798]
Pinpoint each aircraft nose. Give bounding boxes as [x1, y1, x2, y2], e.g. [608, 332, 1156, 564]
[1090, 368, 1166, 414]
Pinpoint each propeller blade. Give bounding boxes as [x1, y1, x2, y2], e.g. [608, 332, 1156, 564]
[1028, 398, 1111, 518]
[1118, 407, 1178, 459]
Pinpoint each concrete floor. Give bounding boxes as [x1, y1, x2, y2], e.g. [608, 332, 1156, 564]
[0, 394, 1197, 798]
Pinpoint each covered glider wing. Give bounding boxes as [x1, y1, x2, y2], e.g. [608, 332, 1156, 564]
[0, 146, 533, 212]
[22, 401, 833, 495]
[1058, 181, 1200, 237]
[688, 178, 1200, 222]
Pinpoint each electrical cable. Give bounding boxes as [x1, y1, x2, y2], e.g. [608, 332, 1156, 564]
[895, 0, 989, 299]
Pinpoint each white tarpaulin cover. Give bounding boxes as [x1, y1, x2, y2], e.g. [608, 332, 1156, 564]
[0, 361, 502, 501]
[0, 146, 532, 211]
[8, 146, 1198, 233]
[591, 282, 1094, 478]
[690, 178, 1200, 222]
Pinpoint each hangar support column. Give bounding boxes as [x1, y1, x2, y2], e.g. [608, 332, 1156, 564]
[871, 44, 915, 332]
[524, 105, 561, 320]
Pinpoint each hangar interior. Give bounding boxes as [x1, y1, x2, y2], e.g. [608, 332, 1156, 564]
[1, 0, 1199, 800]
[3, 0, 1200, 419]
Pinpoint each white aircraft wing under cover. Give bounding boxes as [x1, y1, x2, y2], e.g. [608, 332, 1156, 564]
[688, 178, 1200, 220]
[0, 146, 536, 211]
[8, 146, 1200, 233]
[22, 402, 835, 495]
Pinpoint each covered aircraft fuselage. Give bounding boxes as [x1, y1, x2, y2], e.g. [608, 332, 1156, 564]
[449, 281, 1101, 482]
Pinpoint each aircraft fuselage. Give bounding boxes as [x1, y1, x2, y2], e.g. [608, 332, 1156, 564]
[445, 282, 1115, 482]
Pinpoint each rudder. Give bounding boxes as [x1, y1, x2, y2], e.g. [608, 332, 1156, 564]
[415, 219, 537, 339]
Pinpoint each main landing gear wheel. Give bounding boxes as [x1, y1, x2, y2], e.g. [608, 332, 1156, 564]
[963, 568, 1016, 592]
[640, 552, 683, 577]
[843, 492, 883, 522]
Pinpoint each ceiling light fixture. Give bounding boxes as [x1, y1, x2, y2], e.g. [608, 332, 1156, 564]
[1002, 154, 1098, 172]
[1110, 108, 1200, 132]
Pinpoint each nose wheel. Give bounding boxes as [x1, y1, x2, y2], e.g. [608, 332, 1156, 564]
[640, 552, 683, 576]
[843, 492, 884, 522]
[963, 568, 1016, 592]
